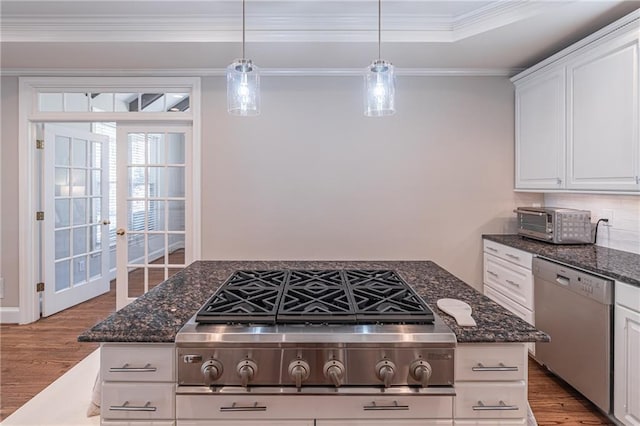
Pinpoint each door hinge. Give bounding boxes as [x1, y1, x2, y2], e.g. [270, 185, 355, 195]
[36, 211, 44, 221]
[36, 282, 44, 292]
[36, 139, 44, 149]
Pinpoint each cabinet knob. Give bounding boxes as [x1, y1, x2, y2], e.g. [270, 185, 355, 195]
[556, 178, 562, 185]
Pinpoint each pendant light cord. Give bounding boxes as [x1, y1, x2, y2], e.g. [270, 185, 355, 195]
[242, 0, 246, 59]
[378, 0, 381, 60]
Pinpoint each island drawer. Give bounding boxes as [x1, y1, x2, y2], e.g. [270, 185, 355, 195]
[483, 240, 532, 270]
[455, 344, 526, 382]
[177, 395, 453, 420]
[103, 382, 175, 420]
[454, 381, 527, 419]
[454, 419, 526, 425]
[103, 421, 175, 426]
[483, 254, 533, 310]
[102, 343, 175, 382]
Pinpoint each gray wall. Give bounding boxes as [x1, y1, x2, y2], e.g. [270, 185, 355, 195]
[0, 74, 542, 310]
[1, 76, 20, 307]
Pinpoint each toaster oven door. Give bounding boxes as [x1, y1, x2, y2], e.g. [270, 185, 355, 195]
[517, 210, 552, 241]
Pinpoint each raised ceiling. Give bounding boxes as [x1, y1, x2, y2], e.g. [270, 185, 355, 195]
[1, 0, 639, 74]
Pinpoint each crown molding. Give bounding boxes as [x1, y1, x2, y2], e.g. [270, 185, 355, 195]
[0, 1, 566, 43]
[0, 67, 522, 77]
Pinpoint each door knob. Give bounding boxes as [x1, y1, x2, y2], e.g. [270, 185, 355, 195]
[116, 228, 125, 236]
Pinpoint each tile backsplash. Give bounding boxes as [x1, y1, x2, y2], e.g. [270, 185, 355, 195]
[544, 193, 640, 255]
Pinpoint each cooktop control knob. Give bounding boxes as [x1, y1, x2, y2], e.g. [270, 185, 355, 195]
[201, 359, 223, 383]
[410, 359, 432, 387]
[375, 359, 396, 388]
[323, 360, 345, 388]
[237, 359, 258, 387]
[288, 359, 311, 388]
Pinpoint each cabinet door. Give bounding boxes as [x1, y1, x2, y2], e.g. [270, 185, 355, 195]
[515, 68, 566, 189]
[567, 30, 640, 191]
[614, 285, 640, 425]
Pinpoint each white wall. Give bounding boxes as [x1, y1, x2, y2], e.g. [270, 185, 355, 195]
[201, 75, 542, 289]
[545, 193, 640, 254]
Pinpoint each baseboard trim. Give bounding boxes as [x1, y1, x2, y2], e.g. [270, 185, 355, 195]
[0, 307, 21, 324]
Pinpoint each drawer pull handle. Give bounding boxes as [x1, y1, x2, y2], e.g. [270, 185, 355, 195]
[363, 401, 409, 411]
[220, 402, 267, 412]
[473, 400, 519, 411]
[109, 363, 157, 373]
[472, 362, 519, 372]
[487, 271, 499, 278]
[486, 246, 498, 252]
[505, 253, 521, 260]
[505, 279, 520, 288]
[109, 401, 157, 412]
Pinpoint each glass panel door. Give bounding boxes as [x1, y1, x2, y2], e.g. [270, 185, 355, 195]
[116, 125, 190, 310]
[43, 124, 110, 316]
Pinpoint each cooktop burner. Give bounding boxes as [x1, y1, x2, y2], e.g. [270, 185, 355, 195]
[195, 269, 434, 325]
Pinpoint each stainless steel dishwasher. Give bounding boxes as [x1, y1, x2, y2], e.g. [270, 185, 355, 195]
[533, 257, 613, 414]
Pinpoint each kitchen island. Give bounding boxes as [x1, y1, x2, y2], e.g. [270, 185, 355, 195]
[79, 261, 549, 425]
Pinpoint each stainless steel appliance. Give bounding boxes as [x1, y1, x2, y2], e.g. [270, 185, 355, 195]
[533, 257, 613, 413]
[176, 269, 456, 421]
[515, 207, 592, 244]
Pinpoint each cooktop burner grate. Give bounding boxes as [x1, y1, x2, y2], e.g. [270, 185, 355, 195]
[195, 270, 287, 324]
[345, 270, 434, 323]
[195, 269, 434, 325]
[277, 270, 356, 323]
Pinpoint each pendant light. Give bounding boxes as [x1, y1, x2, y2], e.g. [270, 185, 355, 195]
[227, 0, 260, 116]
[364, 0, 395, 117]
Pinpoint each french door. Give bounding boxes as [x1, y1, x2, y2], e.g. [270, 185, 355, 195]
[42, 124, 110, 316]
[116, 124, 191, 310]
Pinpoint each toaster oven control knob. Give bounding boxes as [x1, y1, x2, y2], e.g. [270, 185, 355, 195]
[323, 360, 345, 388]
[410, 359, 432, 387]
[237, 359, 258, 387]
[288, 359, 310, 388]
[375, 359, 396, 388]
[201, 359, 223, 383]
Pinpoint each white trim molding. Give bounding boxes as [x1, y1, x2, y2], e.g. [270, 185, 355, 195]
[0, 307, 21, 324]
[17, 76, 202, 324]
[1, 68, 522, 77]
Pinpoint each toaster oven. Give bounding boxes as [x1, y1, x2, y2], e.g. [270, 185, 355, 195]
[514, 207, 592, 244]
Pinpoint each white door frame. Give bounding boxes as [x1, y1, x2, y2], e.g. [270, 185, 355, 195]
[17, 77, 202, 324]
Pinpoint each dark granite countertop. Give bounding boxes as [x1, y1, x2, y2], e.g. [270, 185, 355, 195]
[78, 260, 549, 344]
[483, 234, 640, 287]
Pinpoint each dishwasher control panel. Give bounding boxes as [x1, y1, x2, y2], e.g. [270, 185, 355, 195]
[533, 257, 612, 305]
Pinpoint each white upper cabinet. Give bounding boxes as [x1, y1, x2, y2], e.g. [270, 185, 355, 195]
[567, 31, 639, 191]
[515, 68, 566, 189]
[513, 10, 640, 193]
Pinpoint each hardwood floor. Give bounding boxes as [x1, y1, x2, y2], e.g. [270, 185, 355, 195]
[1, 276, 614, 424]
[528, 357, 614, 425]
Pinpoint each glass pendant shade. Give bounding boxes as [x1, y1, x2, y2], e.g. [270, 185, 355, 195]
[364, 60, 395, 117]
[227, 59, 260, 116]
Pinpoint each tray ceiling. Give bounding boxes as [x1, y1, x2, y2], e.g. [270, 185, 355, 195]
[1, 0, 639, 73]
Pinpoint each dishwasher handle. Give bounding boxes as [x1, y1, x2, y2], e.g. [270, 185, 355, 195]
[555, 275, 570, 286]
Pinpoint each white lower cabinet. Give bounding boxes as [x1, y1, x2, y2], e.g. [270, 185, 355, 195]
[318, 421, 452, 425]
[101, 343, 176, 426]
[455, 343, 528, 425]
[614, 281, 640, 426]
